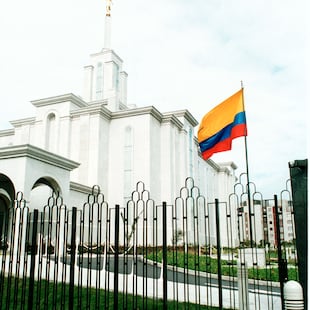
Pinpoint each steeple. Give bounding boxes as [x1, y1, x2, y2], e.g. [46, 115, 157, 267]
[82, 0, 128, 112]
[104, 0, 112, 49]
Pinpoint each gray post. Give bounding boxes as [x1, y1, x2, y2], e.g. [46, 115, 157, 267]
[237, 261, 249, 310]
[283, 280, 304, 309]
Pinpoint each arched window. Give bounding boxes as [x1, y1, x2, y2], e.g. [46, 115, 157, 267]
[124, 126, 133, 206]
[113, 63, 119, 91]
[96, 62, 104, 100]
[46, 113, 57, 152]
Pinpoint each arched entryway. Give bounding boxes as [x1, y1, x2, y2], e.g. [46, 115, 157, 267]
[29, 177, 63, 255]
[0, 174, 15, 249]
[29, 177, 62, 211]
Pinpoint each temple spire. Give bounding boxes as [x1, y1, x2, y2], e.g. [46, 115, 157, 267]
[104, 0, 112, 49]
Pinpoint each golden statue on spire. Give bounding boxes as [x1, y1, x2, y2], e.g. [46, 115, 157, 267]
[106, 0, 112, 17]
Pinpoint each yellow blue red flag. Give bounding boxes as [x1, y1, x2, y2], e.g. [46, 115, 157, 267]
[198, 89, 247, 160]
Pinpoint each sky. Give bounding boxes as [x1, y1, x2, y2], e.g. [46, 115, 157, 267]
[0, 0, 308, 198]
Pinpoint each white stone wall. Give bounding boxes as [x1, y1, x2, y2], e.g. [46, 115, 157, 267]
[0, 45, 239, 247]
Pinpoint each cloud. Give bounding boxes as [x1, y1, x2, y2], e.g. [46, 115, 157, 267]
[0, 0, 307, 197]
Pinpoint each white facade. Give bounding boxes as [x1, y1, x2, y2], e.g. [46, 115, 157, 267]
[0, 97, 236, 202]
[0, 13, 239, 247]
[0, 43, 238, 206]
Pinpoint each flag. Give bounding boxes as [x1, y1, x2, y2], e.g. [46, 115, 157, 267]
[198, 89, 247, 160]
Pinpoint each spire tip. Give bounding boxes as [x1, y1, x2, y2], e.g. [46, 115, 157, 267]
[106, 0, 112, 17]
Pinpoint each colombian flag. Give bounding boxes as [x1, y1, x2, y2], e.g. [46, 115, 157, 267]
[198, 89, 247, 160]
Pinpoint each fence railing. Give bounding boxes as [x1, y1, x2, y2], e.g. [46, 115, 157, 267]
[0, 178, 298, 309]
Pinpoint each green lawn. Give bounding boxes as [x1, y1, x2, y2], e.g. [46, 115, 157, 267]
[0, 276, 230, 309]
[146, 250, 298, 282]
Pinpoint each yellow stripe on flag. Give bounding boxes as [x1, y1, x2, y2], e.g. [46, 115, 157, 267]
[198, 89, 244, 143]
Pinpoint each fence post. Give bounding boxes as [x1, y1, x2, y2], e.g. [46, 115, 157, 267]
[274, 195, 288, 310]
[162, 201, 168, 310]
[28, 209, 38, 309]
[69, 207, 77, 310]
[114, 204, 120, 309]
[215, 199, 223, 309]
[289, 159, 308, 307]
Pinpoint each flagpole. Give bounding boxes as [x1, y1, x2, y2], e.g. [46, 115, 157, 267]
[241, 82, 254, 247]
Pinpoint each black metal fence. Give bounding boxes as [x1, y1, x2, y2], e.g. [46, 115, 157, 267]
[0, 178, 299, 309]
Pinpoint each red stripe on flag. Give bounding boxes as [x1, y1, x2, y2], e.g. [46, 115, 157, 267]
[201, 123, 247, 160]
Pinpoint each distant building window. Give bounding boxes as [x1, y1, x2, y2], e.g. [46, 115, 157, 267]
[96, 62, 104, 100]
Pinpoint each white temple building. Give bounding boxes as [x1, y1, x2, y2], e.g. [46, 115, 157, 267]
[0, 2, 238, 246]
